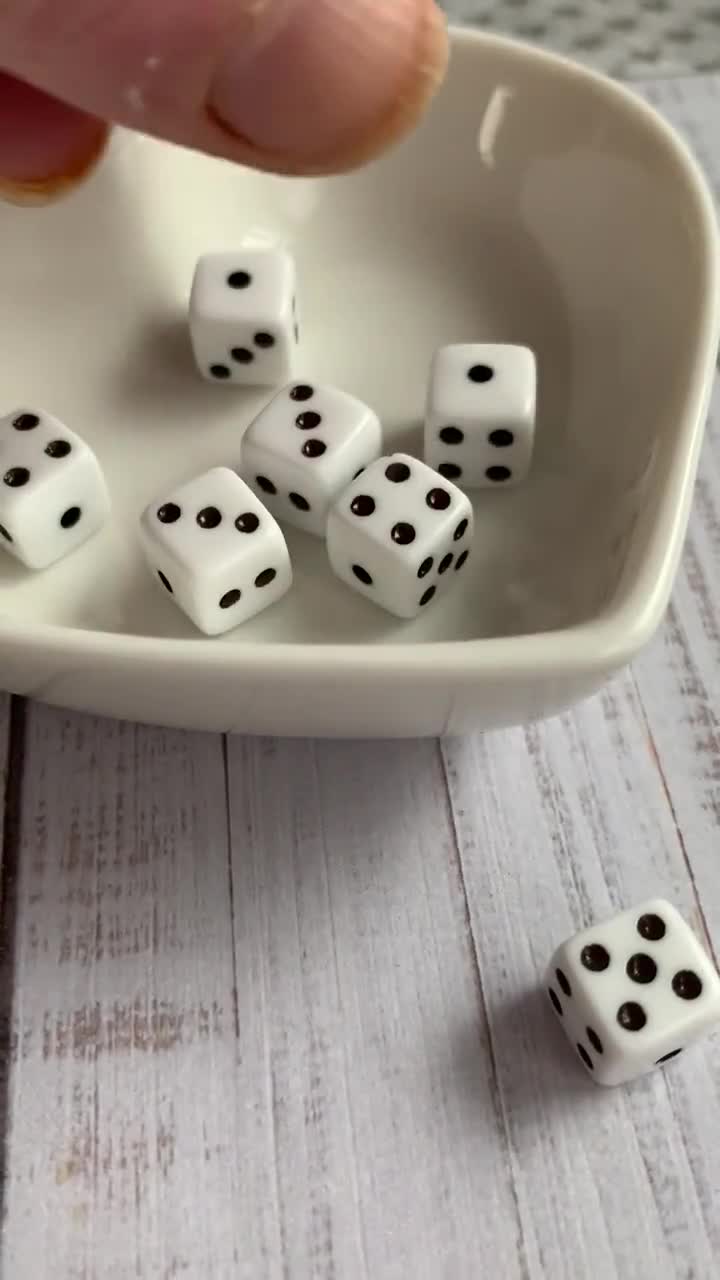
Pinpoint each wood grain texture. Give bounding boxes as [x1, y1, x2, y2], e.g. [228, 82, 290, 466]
[225, 738, 525, 1280]
[441, 687, 720, 1280]
[0, 77, 719, 1280]
[0, 710, 239, 1279]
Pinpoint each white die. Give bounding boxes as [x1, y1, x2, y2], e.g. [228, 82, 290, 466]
[139, 467, 292, 636]
[189, 249, 297, 387]
[547, 899, 720, 1086]
[241, 381, 382, 538]
[0, 407, 110, 570]
[425, 344, 536, 489]
[326, 453, 474, 620]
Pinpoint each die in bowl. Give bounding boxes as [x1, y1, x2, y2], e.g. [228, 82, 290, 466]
[0, 408, 110, 571]
[425, 344, 536, 489]
[241, 381, 382, 538]
[139, 467, 293, 636]
[327, 453, 474, 619]
[189, 248, 297, 388]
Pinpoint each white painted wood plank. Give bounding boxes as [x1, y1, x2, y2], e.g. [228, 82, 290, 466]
[225, 737, 526, 1280]
[0, 708, 256, 1280]
[441, 679, 720, 1280]
[8, 690, 720, 1277]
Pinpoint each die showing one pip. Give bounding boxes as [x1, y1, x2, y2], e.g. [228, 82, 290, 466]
[0, 407, 110, 570]
[326, 452, 474, 619]
[425, 344, 536, 489]
[189, 248, 298, 387]
[139, 467, 293, 636]
[547, 898, 720, 1086]
[241, 381, 382, 538]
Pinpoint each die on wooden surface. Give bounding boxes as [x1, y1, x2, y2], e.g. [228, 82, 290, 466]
[547, 899, 720, 1086]
[326, 452, 474, 619]
[139, 466, 292, 636]
[0, 407, 110, 570]
[189, 249, 298, 387]
[241, 381, 383, 538]
[425, 344, 537, 489]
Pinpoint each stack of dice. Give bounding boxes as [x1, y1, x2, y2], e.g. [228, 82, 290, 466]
[139, 246, 538, 637]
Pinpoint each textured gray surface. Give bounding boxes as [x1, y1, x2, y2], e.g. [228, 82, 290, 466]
[443, 0, 720, 77]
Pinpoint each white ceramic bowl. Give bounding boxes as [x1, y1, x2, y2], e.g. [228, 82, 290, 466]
[0, 29, 717, 737]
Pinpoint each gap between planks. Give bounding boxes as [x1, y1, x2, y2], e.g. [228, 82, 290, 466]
[0, 695, 25, 1214]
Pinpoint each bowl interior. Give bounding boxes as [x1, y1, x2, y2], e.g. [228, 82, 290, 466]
[0, 33, 711, 647]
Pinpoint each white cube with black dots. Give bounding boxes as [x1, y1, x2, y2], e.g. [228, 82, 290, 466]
[425, 344, 537, 489]
[189, 248, 298, 387]
[326, 453, 474, 620]
[547, 899, 720, 1086]
[0, 407, 110, 570]
[139, 467, 293, 636]
[240, 381, 382, 538]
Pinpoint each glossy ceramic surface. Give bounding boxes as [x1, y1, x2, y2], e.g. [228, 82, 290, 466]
[0, 30, 716, 735]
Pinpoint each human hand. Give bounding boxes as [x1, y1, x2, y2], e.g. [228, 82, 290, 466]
[0, 0, 448, 205]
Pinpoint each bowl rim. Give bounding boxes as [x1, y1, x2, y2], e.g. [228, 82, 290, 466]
[0, 26, 718, 686]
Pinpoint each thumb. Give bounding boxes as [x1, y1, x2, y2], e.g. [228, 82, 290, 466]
[0, 0, 448, 205]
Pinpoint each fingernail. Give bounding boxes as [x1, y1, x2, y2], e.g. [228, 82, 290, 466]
[209, 0, 448, 172]
[0, 118, 109, 207]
